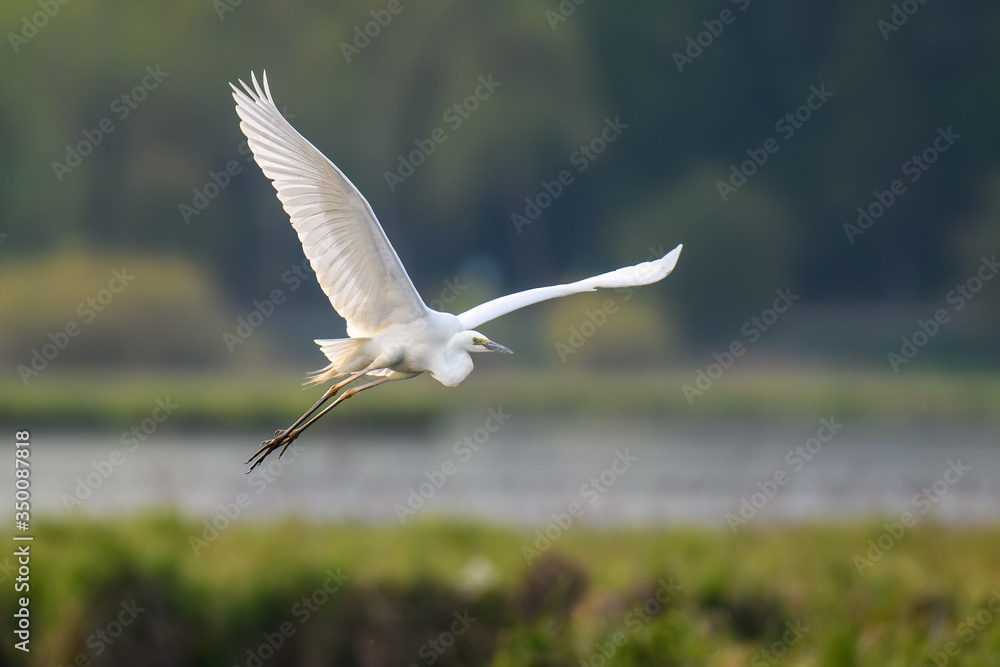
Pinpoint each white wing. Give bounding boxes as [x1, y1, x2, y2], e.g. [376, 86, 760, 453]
[231, 71, 428, 337]
[458, 244, 682, 330]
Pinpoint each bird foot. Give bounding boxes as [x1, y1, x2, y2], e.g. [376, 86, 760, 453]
[246, 428, 298, 473]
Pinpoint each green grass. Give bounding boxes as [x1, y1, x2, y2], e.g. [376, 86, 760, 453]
[5, 517, 1000, 665]
[5, 366, 1000, 427]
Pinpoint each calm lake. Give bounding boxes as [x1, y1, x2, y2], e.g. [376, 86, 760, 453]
[31, 415, 1000, 527]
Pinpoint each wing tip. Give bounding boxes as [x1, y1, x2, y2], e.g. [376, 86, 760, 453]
[230, 70, 273, 103]
[661, 243, 682, 273]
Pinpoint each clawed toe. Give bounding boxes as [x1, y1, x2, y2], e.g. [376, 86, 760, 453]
[246, 440, 270, 464]
[246, 430, 297, 474]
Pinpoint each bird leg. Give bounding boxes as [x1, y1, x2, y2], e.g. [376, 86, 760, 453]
[286, 375, 395, 437]
[245, 369, 368, 473]
[245, 375, 395, 472]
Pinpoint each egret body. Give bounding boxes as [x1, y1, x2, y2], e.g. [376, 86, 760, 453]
[232, 72, 681, 471]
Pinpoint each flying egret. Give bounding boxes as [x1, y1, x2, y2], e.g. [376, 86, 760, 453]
[232, 71, 682, 472]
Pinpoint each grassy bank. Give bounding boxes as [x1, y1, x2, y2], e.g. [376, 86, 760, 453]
[4, 518, 1000, 665]
[5, 366, 1000, 427]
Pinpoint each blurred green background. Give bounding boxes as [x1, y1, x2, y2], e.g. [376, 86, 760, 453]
[3, 0, 1000, 665]
[2, 0, 999, 390]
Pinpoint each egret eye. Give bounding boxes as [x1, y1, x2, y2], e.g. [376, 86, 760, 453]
[472, 337, 485, 345]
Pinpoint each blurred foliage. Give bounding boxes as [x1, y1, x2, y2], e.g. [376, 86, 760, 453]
[610, 167, 798, 339]
[3, 517, 1000, 665]
[0, 249, 231, 369]
[4, 367, 1000, 429]
[953, 169, 1000, 334]
[1, 0, 999, 371]
[543, 292, 675, 367]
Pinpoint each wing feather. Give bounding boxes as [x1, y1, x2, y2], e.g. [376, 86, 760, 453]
[232, 71, 428, 337]
[457, 245, 682, 329]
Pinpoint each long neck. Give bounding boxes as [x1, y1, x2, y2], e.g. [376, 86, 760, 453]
[433, 337, 474, 387]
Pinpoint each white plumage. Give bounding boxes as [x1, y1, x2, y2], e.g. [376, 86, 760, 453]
[232, 72, 426, 339]
[232, 71, 682, 471]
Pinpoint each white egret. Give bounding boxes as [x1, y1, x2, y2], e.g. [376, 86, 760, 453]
[232, 71, 682, 472]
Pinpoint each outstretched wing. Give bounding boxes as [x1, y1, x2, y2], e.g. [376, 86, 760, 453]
[457, 244, 682, 330]
[232, 71, 428, 337]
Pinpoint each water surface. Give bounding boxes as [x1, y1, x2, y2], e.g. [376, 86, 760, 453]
[32, 416, 1000, 527]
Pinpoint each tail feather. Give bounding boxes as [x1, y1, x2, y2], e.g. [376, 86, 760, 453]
[306, 337, 369, 386]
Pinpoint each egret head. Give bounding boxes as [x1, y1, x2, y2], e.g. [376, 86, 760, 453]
[466, 331, 513, 354]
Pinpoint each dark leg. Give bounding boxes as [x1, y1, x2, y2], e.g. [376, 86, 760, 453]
[287, 375, 395, 436]
[246, 369, 368, 472]
[245, 375, 395, 473]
